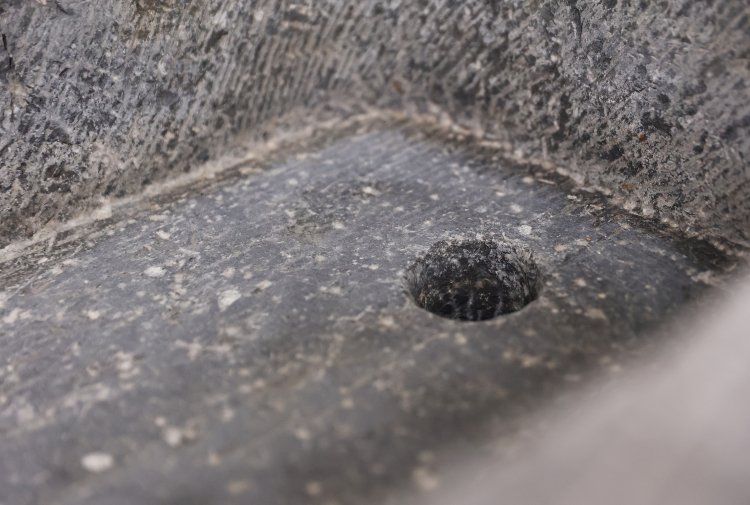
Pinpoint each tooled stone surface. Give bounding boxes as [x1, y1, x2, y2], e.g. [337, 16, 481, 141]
[375, 0, 750, 247]
[1, 0, 749, 246]
[0, 0, 376, 245]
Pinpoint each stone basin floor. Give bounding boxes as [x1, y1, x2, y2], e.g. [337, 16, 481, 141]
[0, 123, 733, 505]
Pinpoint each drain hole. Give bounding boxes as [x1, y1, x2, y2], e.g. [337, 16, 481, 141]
[405, 237, 540, 321]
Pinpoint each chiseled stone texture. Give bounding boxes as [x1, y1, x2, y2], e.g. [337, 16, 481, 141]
[0, 0, 377, 245]
[1, 0, 749, 247]
[372, 0, 750, 247]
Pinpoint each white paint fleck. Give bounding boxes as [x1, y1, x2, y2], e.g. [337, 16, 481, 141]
[219, 289, 241, 311]
[156, 230, 171, 240]
[81, 452, 114, 473]
[144, 266, 166, 278]
[84, 310, 101, 321]
[574, 278, 587, 287]
[509, 203, 523, 213]
[332, 221, 346, 230]
[429, 193, 440, 201]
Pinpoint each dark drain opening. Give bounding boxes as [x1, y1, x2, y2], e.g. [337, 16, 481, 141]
[406, 237, 540, 321]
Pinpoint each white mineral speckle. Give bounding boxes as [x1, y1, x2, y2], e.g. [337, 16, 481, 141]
[518, 224, 533, 236]
[162, 425, 196, 447]
[163, 427, 183, 447]
[305, 481, 323, 496]
[81, 452, 114, 473]
[255, 280, 272, 291]
[3, 308, 23, 324]
[412, 467, 439, 491]
[144, 266, 166, 278]
[227, 480, 251, 496]
[218, 289, 241, 311]
[341, 397, 354, 409]
[16, 404, 35, 423]
[294, 427, 311, 441]
[585, 307, 608, 321]
[361, 185, 381, 196]
[319, 285, 343, 296]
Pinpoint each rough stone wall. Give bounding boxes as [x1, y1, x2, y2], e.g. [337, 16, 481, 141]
[0, 0, 380, 246]
[369, 0, 750, 247]
[1, 0, 749, 248]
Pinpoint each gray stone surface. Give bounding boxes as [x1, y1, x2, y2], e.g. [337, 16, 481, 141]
[0, 125, 735, 504]
[1, 0, 749, 248]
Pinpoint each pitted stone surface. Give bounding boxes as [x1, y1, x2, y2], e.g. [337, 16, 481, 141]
[0, 126, 733, 504]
